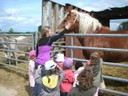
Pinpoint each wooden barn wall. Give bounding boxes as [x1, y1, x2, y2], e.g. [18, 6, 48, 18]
[42, 0, 65, 32]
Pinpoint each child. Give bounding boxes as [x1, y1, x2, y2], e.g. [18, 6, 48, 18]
[68, 66, 99, 96]
[54, 53, 65, 68]
[28, 50, 36, 96]
[87, 52, 106, 88]
[73, 61, 84, 87]
[35, 60, 64, 96]
[60, 58, 74, 96]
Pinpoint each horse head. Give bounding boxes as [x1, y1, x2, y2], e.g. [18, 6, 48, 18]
[57, 10, 79, 33]
[58, 10, 103, 34]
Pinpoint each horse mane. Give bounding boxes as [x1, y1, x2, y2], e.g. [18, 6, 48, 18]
[71, 10, 102, 34]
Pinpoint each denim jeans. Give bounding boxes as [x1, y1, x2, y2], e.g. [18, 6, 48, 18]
[34, 82, 42, 96]
[35, 62, 39, 69]
[41, 65, 46, 77]
[34, 62, 46, 96]
[60, 92, 68, 96]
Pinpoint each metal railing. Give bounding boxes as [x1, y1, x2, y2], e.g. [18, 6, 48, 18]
[0, 33, 128, 95]
[0, 33, 36, 65]
[61, 33, 128, 96]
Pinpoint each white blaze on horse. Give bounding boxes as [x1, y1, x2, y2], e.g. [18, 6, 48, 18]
[58, 10, 128, 62]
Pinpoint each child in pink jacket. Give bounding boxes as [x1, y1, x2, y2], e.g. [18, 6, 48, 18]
[60, 58, 74, 96]
[28, 50, 36, 96]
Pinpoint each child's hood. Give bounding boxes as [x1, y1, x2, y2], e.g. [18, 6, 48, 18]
[63, 70, 74, 83]
[42, 75, 59, 89]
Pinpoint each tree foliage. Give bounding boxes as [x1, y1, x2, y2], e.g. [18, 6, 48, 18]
[38, 25, 42, 32]
[8, 28, 14, 34]
[117, 21, 128, 30]
[0, 29, 2, 32]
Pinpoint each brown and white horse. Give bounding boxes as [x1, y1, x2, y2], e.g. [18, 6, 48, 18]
[58, 10, 128, 62]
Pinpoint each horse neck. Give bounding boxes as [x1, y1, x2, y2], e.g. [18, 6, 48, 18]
[78, 12, 102, 34]
[97, 26, 111, 34]
[74, 16, 79, 34]
[77, 37, 85, 46]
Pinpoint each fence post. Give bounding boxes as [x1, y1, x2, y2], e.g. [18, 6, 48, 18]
[70, 36, 74, 58]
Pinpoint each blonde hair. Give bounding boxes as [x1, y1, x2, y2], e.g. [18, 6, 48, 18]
[37, 26, 51, 43]
[71, 10, 102, 34]
[41, 26, 50, 38]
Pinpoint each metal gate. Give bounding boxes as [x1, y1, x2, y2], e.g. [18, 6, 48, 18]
[60, 33, 128, 96]
[0, 33, 128, 95]
[0, 33, 37, 71]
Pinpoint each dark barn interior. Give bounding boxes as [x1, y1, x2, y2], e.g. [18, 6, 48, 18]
[91, 6, 128, 27]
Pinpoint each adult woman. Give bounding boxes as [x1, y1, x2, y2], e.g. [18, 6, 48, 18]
[35, 22, 72, 75]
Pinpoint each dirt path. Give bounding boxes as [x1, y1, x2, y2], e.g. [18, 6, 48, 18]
[0, 84, 17, 96]
[0, 65, 31, 96]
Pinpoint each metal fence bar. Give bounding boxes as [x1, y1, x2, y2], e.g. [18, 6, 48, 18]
[31, 33, 35, 50]
[53, 41, 65, 44]
[0, 62, 28, 72]
[0, 34, 34, 36]
[103, 62, 128, 68]
[51, 49, 65, 53]
[103, 75, 128, 83]
[0, 49, 28, 54]
[65, 33, 128, 37]
[71, 36, 74, 58]
[0, 42, 32, 45]
[72, 58, 128, 68]
[100, 88, 128, 96]
[0, 56, 29, 63]
[59, 45, 128, 53]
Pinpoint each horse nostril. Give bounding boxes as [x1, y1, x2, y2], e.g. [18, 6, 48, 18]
[64, 20, 67, 22]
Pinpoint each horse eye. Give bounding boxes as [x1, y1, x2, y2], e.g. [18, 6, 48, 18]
[64, 20, 67, 22]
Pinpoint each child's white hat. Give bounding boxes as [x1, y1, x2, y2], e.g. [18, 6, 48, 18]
[45, 60, 57, 70]
[55, 53, 64, 62]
